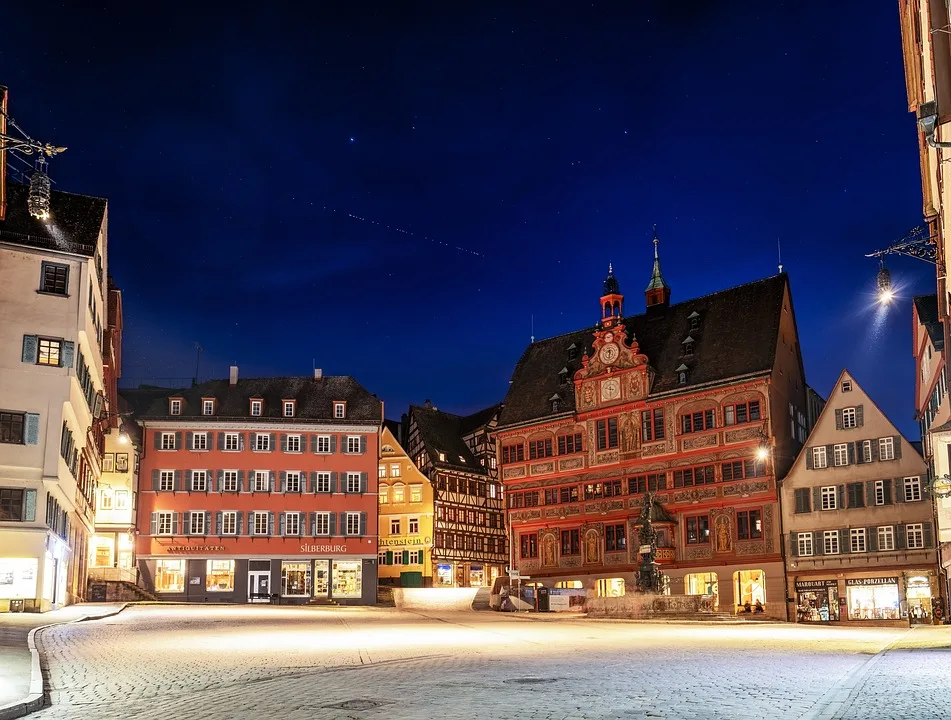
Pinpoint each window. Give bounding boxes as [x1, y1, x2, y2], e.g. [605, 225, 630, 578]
[223, 471, 238, 492]
[606, 523, 626, 551]
[879, 437, 895, 461]
[529, 438, 553, 459]
[842, 407, 856, 428]
[906, 523, 925, 549]
[846, 482, 864, 508]
[641, 408, 665, 442]
[390, 518, 401, 534]
[877, 526, 895, 551]
[596, 418, 619, 450]
[221, 511, 237, 534]
[169, 399, 181, 415]
[254, 434, 270, 451]
[191, 470, 207, 492]
[155, 559, 184, 593]
[409, 550, 421, 564]
[410, 485, 422, 503]
[346, 472, 361, 493]
[812, 446, 827, 469]
[281, 561, 310, 596]
[794, 488, 811, 513]
[797, 532, 814, 557]
[254, 471, 269, 492]
[346, 512, 361, 535]
[379, 465, 387, 479]
[40, 262, 69, 294]
[224, 433, 239, 451]
[36, 338, 62, 366]
[189, 512, 206, 535]
[0, 489, 25, 521]
[314, 472, 331, 493]
[390, 464, 401, 478]
[502, 444, 525, 463]
[874, 479, 890, 505]
[721, 459, 767, 482]
[903, 477, 922, 502]
[833, 444, 848, 467]
[253, 511, 269, 535]
[316, 435, 331, 453]
[286, 435, 301, 453]
[285, 471, 301, 493]
[202, 400, 214, 416]
[842, 380, 852, 392]
[861, 440, 872, 464]
[820, 486, 837, 510]
[159, 470, 174, 492]
[206, 560, 234, 591]
[681, 409, 715, 434]
[560, 528, 580, 555]
[285, 512, 301, 535]
[628, 473, 666, 494]
[379, 484, 389, 504]
[161, 432, 176, 450]
[558, 432, 584, 455]
[193, 432, 207, 451]
[850, 528, 866, 553]
[157, 511, 174, 535]
[0, 412, 25, 445]
[408, 517, 419, 534]
[823, 530, 839, 555]
[723, 401, 760, 426]
[736, 510, 762, 540]
[334, 402, 346, 419]
[520, 533, 538, 558]
[314, 512, 330, 535]
[686, 515, 710, 544]
[115, 490, 129, 510]
[347, 436, 362, 454]
[283, 401, 295, 417]
[673, 465, 716, 487]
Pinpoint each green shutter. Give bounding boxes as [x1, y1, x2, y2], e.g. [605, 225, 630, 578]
[61, 341, 74, 368]
[24, 414, 40, 445]
[21, 335, 38, 364]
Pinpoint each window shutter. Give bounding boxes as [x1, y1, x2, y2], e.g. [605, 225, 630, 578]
[150, 512, 158, 536]
[847, 443, 855, 465]
[270, 471, 276, 492]
[924, 522, 934, 548]
[789, 531, 798, 556]
[865, 480, 874, 505]
[360, 436, 367, 454]
[855, 405, 864, 427]
[805, 448, 814, 470]
[385, 550, 393, 565]
[24, 414, 40, 445]
[893, 478, 904, 503]
[239, 433, 245, 451]
[154, 432, 162, 450]
[834, 409, 843, 430]
[215, 511, 223, 534]
[883, 480, 892, 505]
[870, 440, 879, 462]
[186, 432, 194, 449]
[203, 511, 212, 534]
[152, 470, 160, 490]
[175, 432, 182, 449]
[896, 524, 906, 550]
[309, 512, 317, 535]
[812, 486, 821, 510]
[838, 528, 849, 553]
[249, 432, 256, 449]
[360, 471, 368, 493]
[837, 485, 845, 509]
[309, 472, 317, 493]
[24, 490, 36, 521]
[216, 470, 223, 491]
[403, 550, 410, 565]
[270, 433, 276, 451]
[360, 512, 368, 536]
[183, 511, 191, 534]
[173, 511, 181, 535]
[825, 445, 834, 463]
[238, 470, 245, 492]
[279, 471, 287, 492]
[893, 436, 902, 459]
[61, 341, 74, 368]
[236, 511, 244, 535]
[330, 472, 338, 493]
[174, 470, 183, 491]
[867, 527, 877, 552]
[331, 436, 337, 453]
[309, 435, 317, 453]
[329, 512, 337, 537]
[217, 433, 225, 451]
[279, 512, 286, 536]
[21, 335, 38, 364]
[206, 431, 215, 448]
[280, 434, 287, 452]
[813, 530, 824, 555]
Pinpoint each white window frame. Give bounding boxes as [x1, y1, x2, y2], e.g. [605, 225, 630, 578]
[797, 532, 813, 557]
[390, 464, 401, 478]
[221, 511, 237, 535]
[410, 485, 422, 503]
[250, 400, 263, 417]
[223, 470, 238, 492]
[379, 484, 389, 504]
[874, 479, 886, 505]
[255, 434, 270, 452]
[823, 530, 839, 555]
[842, 407, 856, 428]
[862, 440, 872, 464]
[347, 472, 361, 493]
[334, 402, 346, 419]
[408, 517, 419, 534]
[224, 433, 239, 451]
[170, 400, 182, 416]
[392, 483, 406, 503]
[812, 446, 827, 469]
[379, 465, 387, 479]
[409, 550, 421, 564]
[390, 518, 401, 534]
[850, 528, 866, 553]
[157, 511, 174, 535]
[159, 470, 174, 492]
[253, 511, 269, 535]
[285, 512, 300, 536]
[189, 511, 206, 535]
[192, 432, 208, 451]
[314, 512, 330, 535]
[879, 437, 895, 461]
[903, 477, 922, 502]
[315, 472, 331, 493]
[346, 512, 360, 535]
[254, 471, 269, 492]
[877, 525, 895, 551]
[283, 401, 295, 418]
[833, 443, 848, 466]
[347, 436, 361, 454]
[820, 486, 837, 511]
[202, 400, 214, 416]
[316, 435, 331, 454]
[285, 471, 302, 493]
[161, 432, 176, 450]
[286, 434, 301, 453]
[191, 470, 207, 492]
[842, 380, 852, 392]
[906, 523, 925, 549]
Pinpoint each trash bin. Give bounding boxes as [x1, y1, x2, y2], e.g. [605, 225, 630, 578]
[536, 586, 550, 612]
[9, 599, 24, 613]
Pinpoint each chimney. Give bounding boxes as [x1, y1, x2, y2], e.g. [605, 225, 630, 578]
[229, 365, 238, 386]
[314, 368, 322, 380]
[0, 86, 7, 222]
[424, 399, 433, 409]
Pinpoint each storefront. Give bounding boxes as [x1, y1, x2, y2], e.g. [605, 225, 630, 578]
[905, 575, 934, 624]
[795, 579, 840, 623]
[733, 569, 766, 614]
[434, 561, 502, 588]
[846, 576, 901, 621]
[685, 572, 719, 609]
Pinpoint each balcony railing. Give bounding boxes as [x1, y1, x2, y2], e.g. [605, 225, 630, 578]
[87, 566, 138, 584]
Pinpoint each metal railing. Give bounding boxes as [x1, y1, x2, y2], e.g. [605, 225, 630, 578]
[87, 566, 138, 584]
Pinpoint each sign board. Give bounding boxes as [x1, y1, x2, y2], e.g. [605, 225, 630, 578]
[189, 577, 201, 585]
[638, 545, 651, 554]
[508, 569, 520, 579]
[89, 584, 106, 602]
[548, 595, 570, 611]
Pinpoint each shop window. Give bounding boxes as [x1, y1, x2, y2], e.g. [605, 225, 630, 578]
[0, 558, 38, 600]
[282, 562, 311, 596]
[206, 560, 235, 592]
[906, 576, 934, 624]
[596, 578, 625, 597]
[684, 572, 719, 607]
[314, 560, 329, 597]
[91, 537, 113, 567]
[734, 569, 766, 613]
[331, 560, 362, 598]
[155, 559, 185, 593]
[555, 580, 583, 589]
[846, 579, 900, 620]
[795, 581, 839, 622]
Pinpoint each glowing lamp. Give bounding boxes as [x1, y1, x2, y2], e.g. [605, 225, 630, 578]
[756, 446, 770, 461]
[28, 159, 51, 221]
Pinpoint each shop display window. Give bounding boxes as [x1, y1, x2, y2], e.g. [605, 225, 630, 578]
[206, 560, 235, 592]
[596, 577, 626, 597]
[847, 581, 900, 620]
[155, 559, 185, 593]
[282, 562, 311, 596]
[314, 560, 329, 597]
[796, 582, 839, 622]
[332, 560, 362, 598]
[685, 572, 719, 607]
[734, 569, 766, 613]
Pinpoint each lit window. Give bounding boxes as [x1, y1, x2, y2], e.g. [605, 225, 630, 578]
[379, 465, 387, 479]
[410, 485, 422, 503]
[37, 338, 62, 366]
[206, 560, 234, 591]
[155, 559, 184, 592]
[281, 561, 310, 596]
[393, 483, 405, 503]
[379, 484, 389, 504]
[390, 464, 401, 477]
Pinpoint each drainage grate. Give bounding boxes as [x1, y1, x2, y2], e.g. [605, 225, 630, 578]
[503, 677, 560, 685]
[321, 699, 385, 710]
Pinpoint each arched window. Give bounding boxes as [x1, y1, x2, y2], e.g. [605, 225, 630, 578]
[392, 483, 406, 503]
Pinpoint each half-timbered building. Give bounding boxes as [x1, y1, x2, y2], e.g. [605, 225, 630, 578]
[495, 237, 808, 617]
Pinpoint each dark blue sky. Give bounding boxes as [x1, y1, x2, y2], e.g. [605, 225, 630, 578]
[2, 2, 931, 435]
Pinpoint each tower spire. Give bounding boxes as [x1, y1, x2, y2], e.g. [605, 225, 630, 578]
[645, 226, 671, 309]
[600, 263, 623, 325]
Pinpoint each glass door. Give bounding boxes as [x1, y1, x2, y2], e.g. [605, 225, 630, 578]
[248, 571, 270, 602]
[314, 560, 329, 597]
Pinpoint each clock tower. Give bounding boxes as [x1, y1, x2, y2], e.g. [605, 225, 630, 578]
[600, 263, 624, 327]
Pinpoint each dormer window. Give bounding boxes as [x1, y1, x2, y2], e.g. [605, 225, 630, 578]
[558, 367, 569, 385]
[169, 399, 182, 416]
[283, 401, 295, 418]
[459, 455, 466, 463]
[438, 452, 446, 462]
[202, 399, 214, 416]
[550, 392, 562, 413]
[682, 336, 695, 356]
[250, 399, 262, 417]
[334, 402, 346, 419]
[567, 343, 577, 360]
[676, 363, 689, 385]
[688, 311, 700, 331]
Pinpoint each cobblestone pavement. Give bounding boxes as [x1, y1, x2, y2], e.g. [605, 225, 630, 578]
[27, 606, 951, 720]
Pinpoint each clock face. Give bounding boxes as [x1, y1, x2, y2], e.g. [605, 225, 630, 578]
[599, 343, 620, 365]
[603, 332, 614, 343]
[601, 378, 621, 401]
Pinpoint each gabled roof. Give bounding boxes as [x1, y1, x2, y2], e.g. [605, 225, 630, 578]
[0, 182, 106, 257]
[122, 376, 382, 423]
[914, 295, 944, 351]
[458, 403, 502, 436]
[498, 273, 789, 428]
[409, 405, 488, 475]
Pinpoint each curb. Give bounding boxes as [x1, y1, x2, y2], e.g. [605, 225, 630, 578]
[0, 603, 130, 720]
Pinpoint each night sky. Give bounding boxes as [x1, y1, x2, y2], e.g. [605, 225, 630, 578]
[2, 2, 931, 436]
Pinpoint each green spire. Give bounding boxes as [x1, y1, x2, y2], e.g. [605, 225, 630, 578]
[645, 226, 669, 292]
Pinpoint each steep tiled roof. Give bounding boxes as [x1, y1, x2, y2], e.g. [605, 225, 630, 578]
[458, 404, 501, 436]
[914, 295, 944, 351]
[410, 405, 487, 475]
[122, 376, 382, 423]
[498, 274, 789, 428]
[0, 182, 106, 257]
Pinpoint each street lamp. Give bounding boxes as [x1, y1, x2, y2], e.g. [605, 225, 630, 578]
[865, 226, 937, 305]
